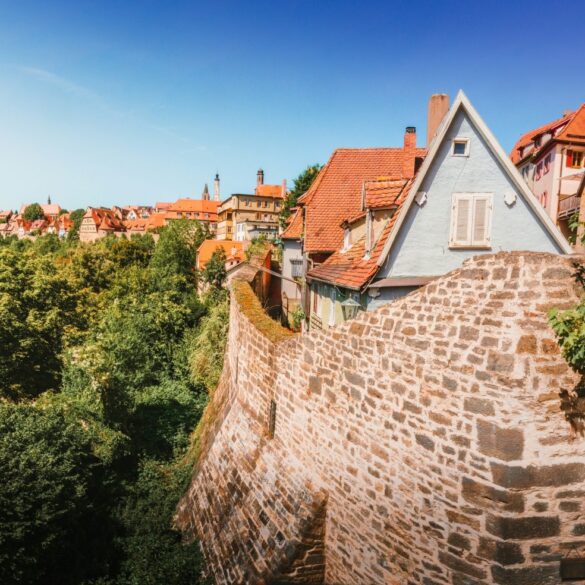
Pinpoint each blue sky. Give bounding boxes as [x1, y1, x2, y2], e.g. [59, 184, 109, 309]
[0, 0, 583, 211]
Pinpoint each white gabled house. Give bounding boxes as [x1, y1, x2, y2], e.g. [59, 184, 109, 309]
[307, 91, 572, 328]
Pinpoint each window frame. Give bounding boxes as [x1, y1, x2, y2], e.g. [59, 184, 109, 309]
[449, 192, 493, 249]
[452, 138, 470, 157]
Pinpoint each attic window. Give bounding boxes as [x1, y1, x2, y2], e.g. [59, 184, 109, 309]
[452, 139, 469, 156]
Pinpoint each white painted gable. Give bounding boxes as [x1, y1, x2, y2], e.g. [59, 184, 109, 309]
[377, 92, 570, 280]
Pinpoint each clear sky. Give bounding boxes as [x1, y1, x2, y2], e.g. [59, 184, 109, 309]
[0, 0, 583, 211]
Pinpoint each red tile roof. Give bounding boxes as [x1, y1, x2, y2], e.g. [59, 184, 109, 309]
[302, 147, 425, 253]
[255, 184, 284, 197]
[307, 178, 413, 290]
[365, 177, 411, 209]
[281, 207, 303, 239]
[167, 198, 220, 216]
[510, 105, 585, 164]
[196, 240, 246, 270]
[85, 207, 126, 232]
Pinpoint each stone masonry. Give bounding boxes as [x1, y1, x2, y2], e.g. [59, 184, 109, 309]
[177, 252, 585, 584]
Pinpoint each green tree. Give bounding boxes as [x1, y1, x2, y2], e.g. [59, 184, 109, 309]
[279, 164, 322, 228]
[202, 247, 227, 289]
[0, 248, 82, 400]
[151, 220, 210, 283]
[67, 208, 86, 241]
[0, 404, 114, 585]
[23, 203, 45, 221]
[116, 461, 205, 585]
[188, 295, 229, 391]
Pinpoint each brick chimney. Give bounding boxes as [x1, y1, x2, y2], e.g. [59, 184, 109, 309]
[402, 127, 416, 179]
[214, 173, 220, 201]
[281, 179, 287, 197]
[257, 169, 264, 186]
[427, 94, 449, 146]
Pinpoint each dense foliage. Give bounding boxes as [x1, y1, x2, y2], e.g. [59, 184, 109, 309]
[0, 222, 227, 584]
[279, 163, 322, 228]
[550, 262, 585, 373]
[23, 202, 45, 221]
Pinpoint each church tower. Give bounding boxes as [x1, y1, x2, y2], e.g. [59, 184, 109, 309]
[214, 173, 220, 201]
[202, 183, 210, 201]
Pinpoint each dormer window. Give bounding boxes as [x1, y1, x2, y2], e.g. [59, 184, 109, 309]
[343, 227, 351, 251]
[452, 138, 469, 157]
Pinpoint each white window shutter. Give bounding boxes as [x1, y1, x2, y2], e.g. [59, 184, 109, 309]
[451, 194, 472, 246]
[471, 195, 492, 246]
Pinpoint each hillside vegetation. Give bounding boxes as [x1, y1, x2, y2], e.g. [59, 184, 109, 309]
[0, 222, 227, 584]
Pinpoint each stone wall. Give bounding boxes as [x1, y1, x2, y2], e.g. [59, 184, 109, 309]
[177, 252, 585, 584]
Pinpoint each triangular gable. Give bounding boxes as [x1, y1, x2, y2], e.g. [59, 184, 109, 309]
[376, 90, 572, 265]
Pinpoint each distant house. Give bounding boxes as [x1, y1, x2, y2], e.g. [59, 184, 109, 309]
[79, 207, 126, 242]
[166, 189, 220, 234]
[124, 212, 167, 239]
[511, 103, 585, 239]
[304, 91, 571, 329]
[216, 170, 286, 241]
[196, 240, 247, 271]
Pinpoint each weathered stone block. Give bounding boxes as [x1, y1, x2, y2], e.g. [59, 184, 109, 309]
[486, 351, 514, 374]
[491, 462, 585, 489]
[486, 514, 560, 540]
[461, 477, 524, 512]
[464, 397, 495, 416]
[415, 434, 435, 452]
[477, 537, 524, 565]
[477, 420, 524, 461]
[491, 565, 559, 585]
[438, 551, 486, 580]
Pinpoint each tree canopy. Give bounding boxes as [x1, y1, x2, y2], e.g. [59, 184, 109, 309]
[23, 203, 45, 221]
[0, 225, 227, 584]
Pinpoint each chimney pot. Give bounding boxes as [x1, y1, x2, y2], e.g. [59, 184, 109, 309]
[427, 93, 450, 147]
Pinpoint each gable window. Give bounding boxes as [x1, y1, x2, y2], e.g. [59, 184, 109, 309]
[452, 138, 469, 157]
[543, 155, 551, 174]
[541, 191, 548, 209]
[567, 150, 584, 169]
[449, 193, 493, 249]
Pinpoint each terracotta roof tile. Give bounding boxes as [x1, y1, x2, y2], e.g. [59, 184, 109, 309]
[365, 177, 411, 209]
[302, 147, 425, 253]
[167, 198, 220, 216]
[196, 240, 246, 270]
[307, 180, 413, 289]
[510, 105, 585, 164]
[255, 184, 284, 197]
[281, 207, 303, 239]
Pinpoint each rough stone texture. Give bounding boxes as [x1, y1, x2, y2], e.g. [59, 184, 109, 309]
[176, 252, 585, 584]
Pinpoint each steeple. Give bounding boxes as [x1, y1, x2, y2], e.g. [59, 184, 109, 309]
[202, 183, 210, 201]
[214, 173, 220, 201]
[47, 195, 51, 205]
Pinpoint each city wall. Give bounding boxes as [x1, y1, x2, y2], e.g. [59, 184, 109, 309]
[177, 251, 585, 584]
